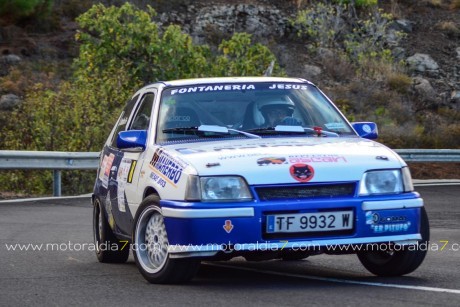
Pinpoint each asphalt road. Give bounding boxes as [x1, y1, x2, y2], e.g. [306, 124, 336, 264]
[1, 186, 459, 306]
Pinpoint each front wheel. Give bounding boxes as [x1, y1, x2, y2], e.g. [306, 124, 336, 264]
[132, 195, 200, 284]
[357, 207, 430, 276]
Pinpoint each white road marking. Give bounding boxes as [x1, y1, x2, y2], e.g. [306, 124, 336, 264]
[0, 194, 91, 203]
[207, 263, 460, 295]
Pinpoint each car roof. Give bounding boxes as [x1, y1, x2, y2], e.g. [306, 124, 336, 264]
[143, 76, 311, 89]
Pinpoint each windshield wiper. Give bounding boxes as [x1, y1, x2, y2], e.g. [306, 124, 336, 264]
[201, 125, 261, 139]
[245, 125, 339, 137]
[163, 125, 261, 139]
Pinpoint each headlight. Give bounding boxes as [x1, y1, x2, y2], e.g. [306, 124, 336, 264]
[359, 170, 404, 196]
[201, 176, 252, 201]
[185, 175, 252, 201]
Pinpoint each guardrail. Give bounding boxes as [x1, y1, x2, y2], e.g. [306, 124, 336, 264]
[0, 149, 459, 196]
[395, 149, 460, 162]
[0, 151, 99, 197]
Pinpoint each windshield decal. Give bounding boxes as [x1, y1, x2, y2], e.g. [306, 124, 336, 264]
[268, 84, 309, 90]
[170, 84, 256, 95]
[325, 122, 346, 130]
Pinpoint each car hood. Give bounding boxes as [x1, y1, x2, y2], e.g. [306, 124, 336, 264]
[161, 137, 405, 185]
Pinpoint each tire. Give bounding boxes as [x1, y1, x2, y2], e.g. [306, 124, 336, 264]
[132, 195, 200, 284]
[357, 207, 430, 276]
[93, 197, 130, 263]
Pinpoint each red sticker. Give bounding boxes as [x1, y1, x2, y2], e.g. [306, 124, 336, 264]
[289, 163, 314, 182]
[223, 220, 234, 233]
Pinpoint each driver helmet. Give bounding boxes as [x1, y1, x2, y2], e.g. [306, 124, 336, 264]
[253, 96, 295, 126]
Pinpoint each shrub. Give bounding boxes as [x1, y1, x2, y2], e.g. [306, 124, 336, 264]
[291, 3, 346, 49]
[344, 9, 401, 64]
[333, 0, 378, 8]
[292, 3, 403, 66]
[387, 72, 412, 94]
[436, 21, 460, 37]
[320, 51, 355, 82]
[0, 0, 53, 21]
[212, 33, 282, 76]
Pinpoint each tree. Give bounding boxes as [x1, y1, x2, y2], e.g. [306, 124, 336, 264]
[1, 2, 283, 195]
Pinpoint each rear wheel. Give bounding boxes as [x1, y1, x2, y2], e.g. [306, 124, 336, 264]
[132, 195, 200, 284]
[93, 197, 130, 263]
[357, 207, 429, 276]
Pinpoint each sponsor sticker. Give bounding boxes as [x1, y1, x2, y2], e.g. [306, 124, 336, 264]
[170, 84, 256, 96]
[288, 154, 347, 164]
[99, 153, 115, 189]
[257, 157, 287, 166]
[218, 153, 264, 160]
[105, 190, 115, 228]
[365, 211, 411, 233]
[117, 158, 133, 212]
[175, 142, 317, 154]
[150, 172, 167, 188]
[325, 122, 346, 130]
[289, 163, 315, 182]
[268, 83, 309, 90]
[175, 148, 205, 155]
[371, 223, 411, 233]
[362, 124, 372, 133]
[149, 149, 186, 187]
[223, 220, 234, 234]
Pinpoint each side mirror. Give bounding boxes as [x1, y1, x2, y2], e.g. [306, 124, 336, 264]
[117, 130, 147, 150]
[351, 122, 378, 140]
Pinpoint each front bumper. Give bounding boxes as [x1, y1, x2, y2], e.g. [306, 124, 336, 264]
[160, 193, 424, 258]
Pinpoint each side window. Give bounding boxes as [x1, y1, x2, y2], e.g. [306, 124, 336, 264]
[110, 94, 140, 148]
[130, 93, 155, 130]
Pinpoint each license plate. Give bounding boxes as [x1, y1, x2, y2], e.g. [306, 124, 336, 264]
[266, 211, 354, 233]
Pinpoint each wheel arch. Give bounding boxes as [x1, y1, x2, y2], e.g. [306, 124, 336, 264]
[143, 186, 160, 200]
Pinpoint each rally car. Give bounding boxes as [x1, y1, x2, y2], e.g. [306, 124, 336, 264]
[93, 77, 429, 284]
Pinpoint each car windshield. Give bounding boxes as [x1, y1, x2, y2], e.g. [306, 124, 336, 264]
[156, 82, 355, 144]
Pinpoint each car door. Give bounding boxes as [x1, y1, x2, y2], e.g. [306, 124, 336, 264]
[103, 91, 157, 238]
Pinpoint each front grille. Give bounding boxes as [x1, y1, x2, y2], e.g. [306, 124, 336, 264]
[255, 183, 356, 201]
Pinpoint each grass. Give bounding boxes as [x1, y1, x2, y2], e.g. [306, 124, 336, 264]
[436, 21, 460, 36]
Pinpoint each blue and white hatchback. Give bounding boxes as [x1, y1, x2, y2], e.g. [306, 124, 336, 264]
[93, 77, 429, 283]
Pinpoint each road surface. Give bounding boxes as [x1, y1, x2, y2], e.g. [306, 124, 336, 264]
[1, 186, 459, 306]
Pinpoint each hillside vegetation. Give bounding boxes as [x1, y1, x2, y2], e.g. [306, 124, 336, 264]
[0, 0, 459, 196]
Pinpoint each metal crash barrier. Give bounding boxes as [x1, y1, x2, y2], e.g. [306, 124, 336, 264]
[0, 149, 459, 196]
[0, 151, 99, 197]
